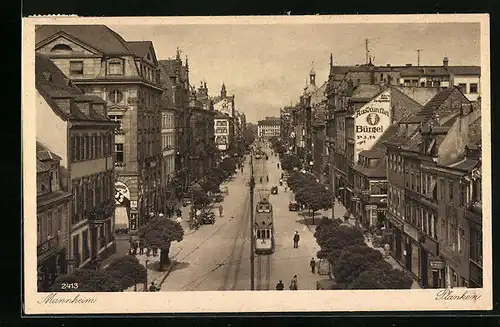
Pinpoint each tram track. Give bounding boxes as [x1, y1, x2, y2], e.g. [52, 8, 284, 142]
[255, 254, 272, 290]
[219, 176, 251, 291]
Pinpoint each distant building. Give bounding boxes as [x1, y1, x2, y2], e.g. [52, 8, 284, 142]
[214, 112, 231, 152]
[257, 116, 281, 140]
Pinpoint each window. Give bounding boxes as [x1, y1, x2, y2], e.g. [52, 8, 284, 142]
[96, 135, 102, 157]
[458, 83, 467, 94]
[69, 61, 84, 75]
[108, 115, 123, 132]
[460, 184, 468, 206]
[73, 235, 80, 267]
[50, 44, 73, 52]
[458, 227, 465, 252]
[71, 136, 77, 161]
[57, 206, 63, 235]
[108, 60, 123, 75]
[115, 143, 124, 165]
[82, 230, 90, 261]
[448, 181, 454, 201]
[37, 214, 42, 243]
[439, 178, 445, 200]
[85, 135, 90, 159]
[470, 228, 482, 265]
[470, 83, 478, 94]
[80, 136, 85, 160]
[109, 90, 123, 103]
[47, 211, 53, 238]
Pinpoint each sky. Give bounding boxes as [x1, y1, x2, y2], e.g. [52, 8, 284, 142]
[110, 22, 481, 123]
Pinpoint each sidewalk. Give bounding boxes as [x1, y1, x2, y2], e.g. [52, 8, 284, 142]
[291, 193, 421, 289]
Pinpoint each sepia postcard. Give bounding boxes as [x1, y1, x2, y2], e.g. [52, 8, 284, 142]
[22, 14, 491, 314]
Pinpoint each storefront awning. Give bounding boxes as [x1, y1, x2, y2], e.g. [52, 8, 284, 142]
[115, 206, 129, 230]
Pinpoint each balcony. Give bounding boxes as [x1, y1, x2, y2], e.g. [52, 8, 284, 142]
[37, 236, 59, 256]
[88, 199, 115, 225]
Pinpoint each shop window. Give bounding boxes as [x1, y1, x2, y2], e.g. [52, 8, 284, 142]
[69, 61, 84, 75]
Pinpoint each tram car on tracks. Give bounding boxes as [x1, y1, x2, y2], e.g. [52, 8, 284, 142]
[254, 188, 275, 254]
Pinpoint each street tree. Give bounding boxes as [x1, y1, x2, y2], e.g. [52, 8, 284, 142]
[105, 255, 147, 290]
[138, 216, 184, 270]
[51, 269, 123, 292]
[301, 184, 332, 224]
[333, 244, 392, 284]
[315, 225, 365, 263]
[281, 154, 302, 172]
[350, 266, 414, 289]
[192, 189, 211, 209]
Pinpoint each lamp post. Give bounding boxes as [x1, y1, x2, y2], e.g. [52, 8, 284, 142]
[249, 150, 255, 291]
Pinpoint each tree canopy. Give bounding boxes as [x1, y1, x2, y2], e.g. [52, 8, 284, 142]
[139, 215, 184, 269]
[51, 269, 123, 292]
[350, 266, 414, 289]
[281, 154, 302, 172]
[333, 244, 391, 284]
[315, 225, 365, 262]
[105, 255, 147, 289]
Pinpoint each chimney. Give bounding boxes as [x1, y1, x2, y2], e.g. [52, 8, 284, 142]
[443, 56, 449, 67]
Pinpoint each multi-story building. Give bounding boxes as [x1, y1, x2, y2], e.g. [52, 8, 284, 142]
[37, 142, 72, 291]
[160, 96, 177, 216]
[279, 106, 294, 141]
[159, 54, 191, 196]
[257, 116, 281, 140]
[35, 53, 117, 272]
[214, 112, 231, 152]
[384, 86, 477, 288]
[36, 25, 165, 234]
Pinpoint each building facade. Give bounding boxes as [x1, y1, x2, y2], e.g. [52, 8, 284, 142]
[257, 117, 281, 140]
[384, 86, 478, 288]
[35, 53, 117, 273]
[37, 142, 72, 291]
[214, 113, 231, 152]
[36, 25, 165, 235]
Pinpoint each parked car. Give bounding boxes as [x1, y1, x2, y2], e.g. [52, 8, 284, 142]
[271, 186, 278, 194]
[288, 200, 300, 211]
[182, 198, 192, 207]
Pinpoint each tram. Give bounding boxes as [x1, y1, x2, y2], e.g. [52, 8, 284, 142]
[254, 188, 275, 254]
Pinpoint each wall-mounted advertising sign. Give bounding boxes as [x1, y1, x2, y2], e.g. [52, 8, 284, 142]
[115, 181, 130, 205]
[354, 90, 392, 162]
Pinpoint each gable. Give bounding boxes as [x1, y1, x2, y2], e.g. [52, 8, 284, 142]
[36, 34, 101, 57]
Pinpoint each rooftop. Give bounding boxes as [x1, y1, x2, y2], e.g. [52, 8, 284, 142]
[126, 41, 154, 60]
[36, 25, 133, 55]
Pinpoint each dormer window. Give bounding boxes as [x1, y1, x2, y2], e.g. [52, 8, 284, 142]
[108, 59, 124, 75]
[70, 61, 84, 75]
[50, 44, 73, 52]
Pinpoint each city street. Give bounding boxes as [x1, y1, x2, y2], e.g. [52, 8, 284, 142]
[161, 156, 253, 291]
[160, 148, 326, 291]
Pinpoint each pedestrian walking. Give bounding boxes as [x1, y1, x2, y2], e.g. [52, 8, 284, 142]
[289, 275, 298, 290]
[277, 163, 280, 169]
[131, 240, 138, 256]
[146, 247, 151, 257]
[139, 239, 145, 255]
[149, 282, 158, 292]
[219, 205, 224, 218]
[152, 246, 158, 256]
[310, 258, 316, 274]
[266, 175, 269, 182]
[275, 280, 284, 290]
[293, 231, 300, 248]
